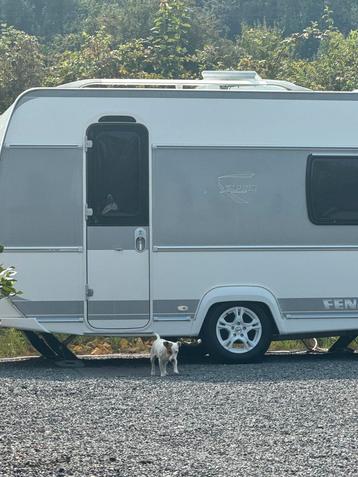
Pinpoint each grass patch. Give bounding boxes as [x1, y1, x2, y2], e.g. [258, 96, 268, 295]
[0, 329, 37, 358]
[270, 340, 307, 352]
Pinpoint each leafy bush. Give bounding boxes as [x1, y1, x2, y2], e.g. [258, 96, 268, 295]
[0, 244, 20, 299]
[0, 24, 44, 112]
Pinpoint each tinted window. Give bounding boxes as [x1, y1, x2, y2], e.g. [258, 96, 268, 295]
[307, 155, 358, 225]
[87, 123, 148, 226]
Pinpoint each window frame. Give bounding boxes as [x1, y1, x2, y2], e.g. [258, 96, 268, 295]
[306, 154, 358, 225]
[98, 115, 136, 123]
[86, 122, 149, 227]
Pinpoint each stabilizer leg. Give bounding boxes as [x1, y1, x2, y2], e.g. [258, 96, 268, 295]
[41, 333, 78, 361]
[23, 331, 84, 367]
[23, 331, 59, 360]
[328, 334, 357, 354]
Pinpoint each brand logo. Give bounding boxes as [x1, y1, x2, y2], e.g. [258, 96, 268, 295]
[323, 298, 358, 310]
[218, 173, 257, 204]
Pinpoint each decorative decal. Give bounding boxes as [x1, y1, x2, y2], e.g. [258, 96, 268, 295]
[323, 298, 358, 310]
[218, 173, 257, 204]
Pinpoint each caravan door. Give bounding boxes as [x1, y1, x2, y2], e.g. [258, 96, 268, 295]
[86, 123, 150, 329]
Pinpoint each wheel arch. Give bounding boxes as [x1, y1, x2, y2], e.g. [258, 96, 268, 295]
[192, 286, 285, 336]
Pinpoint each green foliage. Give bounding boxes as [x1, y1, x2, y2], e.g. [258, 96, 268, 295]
[0, 329, 32, 357]
[149, 0, 193, 78]
[202, 0, 358, 37]
[0, 0, 80, 38]
[0, 24, 44, 111]
[236, 25, 294, 78]
[115, 39, 155, 78]
[2, 1, 358, 109]
[0, 245, 20, 299]
[46, 28, 120, 85]
[46, 30, 158, 86]
[192, 38, 238, 73]
[76, 0, 159, 43]
[313, 30, 358, 90]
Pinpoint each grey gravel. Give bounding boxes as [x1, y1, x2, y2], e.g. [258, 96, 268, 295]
[0, 353, 357, 477]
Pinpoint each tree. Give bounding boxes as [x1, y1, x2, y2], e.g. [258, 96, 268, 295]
[3, 0, 358, 113]
[0, 24, 44, 112]
[200, 0, 358, 38]
[314, 30, 358, 90]
[75, 0, 159, 43]
[0, 0, 80, 38]
[115, 39, 156, 78]
[235, 25, 294, 79]
[149, 0, 193, 78]
[46, 28, 120, 85]
[279, 7, 358, 91]
[192, 38, 239, 74]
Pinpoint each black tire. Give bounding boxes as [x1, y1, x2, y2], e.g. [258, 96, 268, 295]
[179, 339, 209, 363]
[200, 302, 273, 364]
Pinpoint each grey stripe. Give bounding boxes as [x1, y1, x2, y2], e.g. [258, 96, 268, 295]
[37, 317, 84, 323]
[88, 315, 148, 321]
[153, 315, 192, 322]
[88, 300, 149, 314]
[153, 245, 358, 252]
[4, 247, 83, 253]
[6, 144, 81, 149]
[284, 312, 358, 320]
[87, 227, 148, 250]
[154, 145, 358, 152]
[16, 88, 358, 105]
[12, 300, 84, 315]
[153, 300, 199, 314]
[88, 319, 149, 330]
[11, 299, 197, 317]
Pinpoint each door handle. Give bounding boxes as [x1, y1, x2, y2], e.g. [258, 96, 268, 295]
[135, 228, 146, 252]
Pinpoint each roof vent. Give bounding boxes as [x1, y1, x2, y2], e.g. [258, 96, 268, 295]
[201, 70, 262, 82]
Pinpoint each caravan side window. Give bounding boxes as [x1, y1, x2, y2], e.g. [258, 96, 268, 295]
[307, 155, 358, 225]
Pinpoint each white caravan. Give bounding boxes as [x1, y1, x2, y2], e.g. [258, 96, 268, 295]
[1, 70, 358, 363]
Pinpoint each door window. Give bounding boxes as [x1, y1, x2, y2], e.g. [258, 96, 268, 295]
[87, 123, 149, 226]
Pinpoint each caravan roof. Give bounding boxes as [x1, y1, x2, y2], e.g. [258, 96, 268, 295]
[58, 70, 310, 92]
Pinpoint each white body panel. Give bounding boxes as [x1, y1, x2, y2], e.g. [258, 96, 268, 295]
[3, 252, 85, 301]
[87, 250, 149, 329]
[4, 95, 358, 149]
[88, 250, 149, 299]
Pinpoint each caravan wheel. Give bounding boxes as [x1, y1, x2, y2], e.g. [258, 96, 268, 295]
[202, 302, 273, 363]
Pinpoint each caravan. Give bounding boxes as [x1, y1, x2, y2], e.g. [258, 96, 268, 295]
[1, 71, 358, 363]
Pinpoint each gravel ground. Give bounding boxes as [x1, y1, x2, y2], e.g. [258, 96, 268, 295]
[0, 352, 357, 477]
